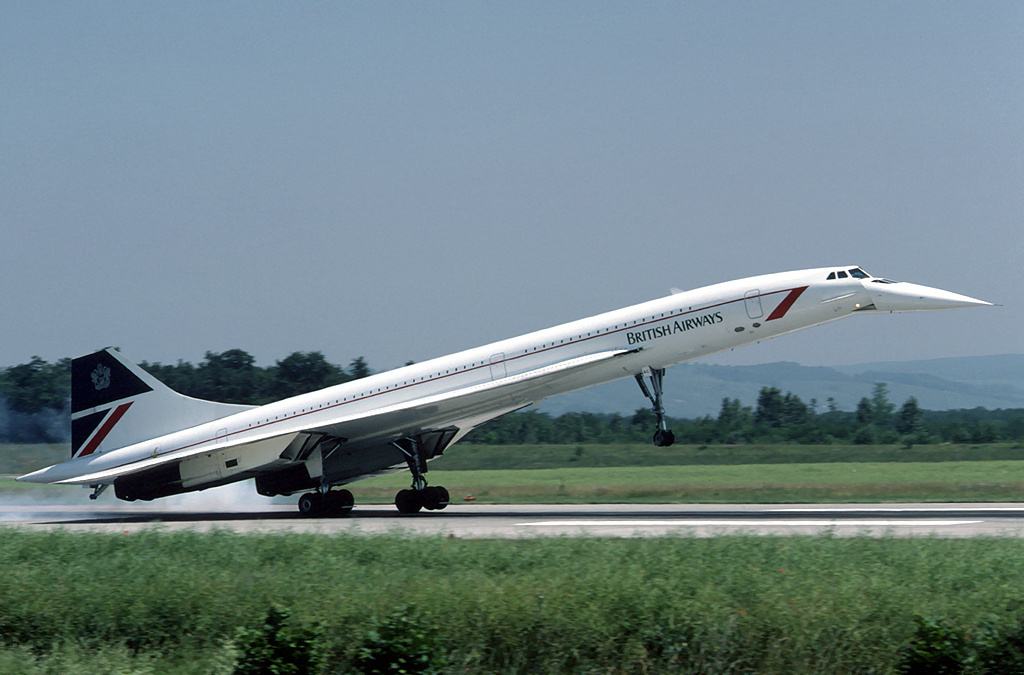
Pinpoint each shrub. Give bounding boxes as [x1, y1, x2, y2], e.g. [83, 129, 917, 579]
[233, 606, 321, 675]
[899, 614, 1024, 675]
[898, 616, 968, 674]
[353, 606, 443, 674]
[975, 616, 1024, 674]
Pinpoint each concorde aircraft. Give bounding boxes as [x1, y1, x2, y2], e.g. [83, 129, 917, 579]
[20, 266, 991, 514]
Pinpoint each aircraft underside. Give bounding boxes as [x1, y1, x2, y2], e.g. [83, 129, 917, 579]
[111, 428, 459, 514]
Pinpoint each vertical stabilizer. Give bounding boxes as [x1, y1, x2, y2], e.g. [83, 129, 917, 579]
[70, 348, 254, 458]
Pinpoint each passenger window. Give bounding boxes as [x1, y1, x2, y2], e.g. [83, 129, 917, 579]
[837, 271, 848, 278]
[826, 272, 836, 280]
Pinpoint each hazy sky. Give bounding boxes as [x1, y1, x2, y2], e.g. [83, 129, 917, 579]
[2, 2, 1021, 371]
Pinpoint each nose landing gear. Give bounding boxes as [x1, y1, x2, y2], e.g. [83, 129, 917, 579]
[635, 367, 675, 447]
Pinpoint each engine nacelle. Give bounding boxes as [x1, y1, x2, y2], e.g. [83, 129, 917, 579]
[114, 463, 184, 501]
[255, 464, 318, 497]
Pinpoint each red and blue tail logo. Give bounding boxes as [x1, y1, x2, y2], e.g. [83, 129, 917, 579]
[70, 350, 152, 458]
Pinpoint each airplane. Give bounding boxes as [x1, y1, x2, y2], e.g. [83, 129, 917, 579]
[19, 266, 992, 515]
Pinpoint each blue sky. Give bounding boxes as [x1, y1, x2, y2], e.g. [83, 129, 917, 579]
[1, 2, 1020, 370]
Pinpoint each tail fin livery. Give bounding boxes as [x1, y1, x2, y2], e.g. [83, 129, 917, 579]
[70, 348, 254, 458]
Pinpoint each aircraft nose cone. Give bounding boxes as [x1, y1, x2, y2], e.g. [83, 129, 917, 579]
[866, 281, 993, 312]
[933, 290, 993, 308]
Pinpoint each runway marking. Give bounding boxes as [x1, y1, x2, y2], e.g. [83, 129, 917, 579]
[770, 508, 1024, 513]
[518, 520, 985, 527]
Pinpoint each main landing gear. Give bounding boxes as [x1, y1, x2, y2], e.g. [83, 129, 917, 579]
[635, 367, 675, 447]
[391, 436, 450, 514]
[297, 487, 354, 516]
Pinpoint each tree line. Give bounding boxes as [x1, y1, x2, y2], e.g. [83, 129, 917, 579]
[0, 352, 1021, 445]
[0, 349, 372, 415]
[138, 350, 373, 405]
[0, 349, 371, 442]
[465, 383, 1024, 446]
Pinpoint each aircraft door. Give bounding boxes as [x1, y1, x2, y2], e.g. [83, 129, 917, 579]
[489, 353, 507, 380]
[744, 290, 763, 319]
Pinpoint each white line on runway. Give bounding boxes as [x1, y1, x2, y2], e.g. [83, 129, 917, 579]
[770, 508, 1024, 512]
[518, 520, 984, 527]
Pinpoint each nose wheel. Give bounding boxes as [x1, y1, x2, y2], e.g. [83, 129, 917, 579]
[636, 368, 675, 447]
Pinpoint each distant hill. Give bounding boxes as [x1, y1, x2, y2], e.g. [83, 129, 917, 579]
[537, 354, 1024, 418]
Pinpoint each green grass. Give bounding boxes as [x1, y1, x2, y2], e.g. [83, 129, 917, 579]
[431, 442, 1024, 470]
[4, 442, 1023, 477]
[6, 443, 1024, 504]
[0, 444, 78, 500]
[6, 455, 1024, 505]
[1, 531, 1024, 673]
[0, 444, 67, 475]
[0, 478, 80, 497]
[350, 460, 1024, 503]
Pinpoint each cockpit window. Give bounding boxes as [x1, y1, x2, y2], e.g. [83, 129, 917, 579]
[848, 268, 869, 279]
[837, 270, 848, 279]
[826, 272, 836, 280]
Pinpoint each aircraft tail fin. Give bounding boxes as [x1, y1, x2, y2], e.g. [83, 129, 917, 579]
[70, 348, 254, 459]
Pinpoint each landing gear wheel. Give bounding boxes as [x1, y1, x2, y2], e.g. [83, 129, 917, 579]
[653, 429, 676, 447]
[324, 489, 355, 515]
[636, 368, 675, 448]
[422, 486, 450, 511]
[395, 488, 422, 514]
[297, 492, 322, 515]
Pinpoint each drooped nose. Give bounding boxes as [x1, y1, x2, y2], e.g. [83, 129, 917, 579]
[864, 280, 993, 312]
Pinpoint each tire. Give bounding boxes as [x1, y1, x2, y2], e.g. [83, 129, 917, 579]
[298, 492, 322, 515]
[421, 486, 438, 511]
[395, 489, 422, 514]
[325, 489, 355, 515]
[653, 429, 676, 447]
[426, 485, 450, 511]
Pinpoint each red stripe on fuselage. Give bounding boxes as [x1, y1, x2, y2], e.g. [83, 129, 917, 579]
[766, 286, 808, 321]
[78, 402, 133, 457]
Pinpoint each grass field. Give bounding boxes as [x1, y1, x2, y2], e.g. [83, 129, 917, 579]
[0, 443, 67, 475]
[4, 442, 1023, 476]
[430, 442, 1024, 470]
[4, 442, 1024, 504]
[5, 460, 1024, 504]
[1, 531, 1023, 673]
[348, 460, 1024, 503]
[3, 445, 1024, 671]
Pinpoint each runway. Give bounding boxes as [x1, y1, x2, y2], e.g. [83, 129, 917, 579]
[3, 502, 1024, 537]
